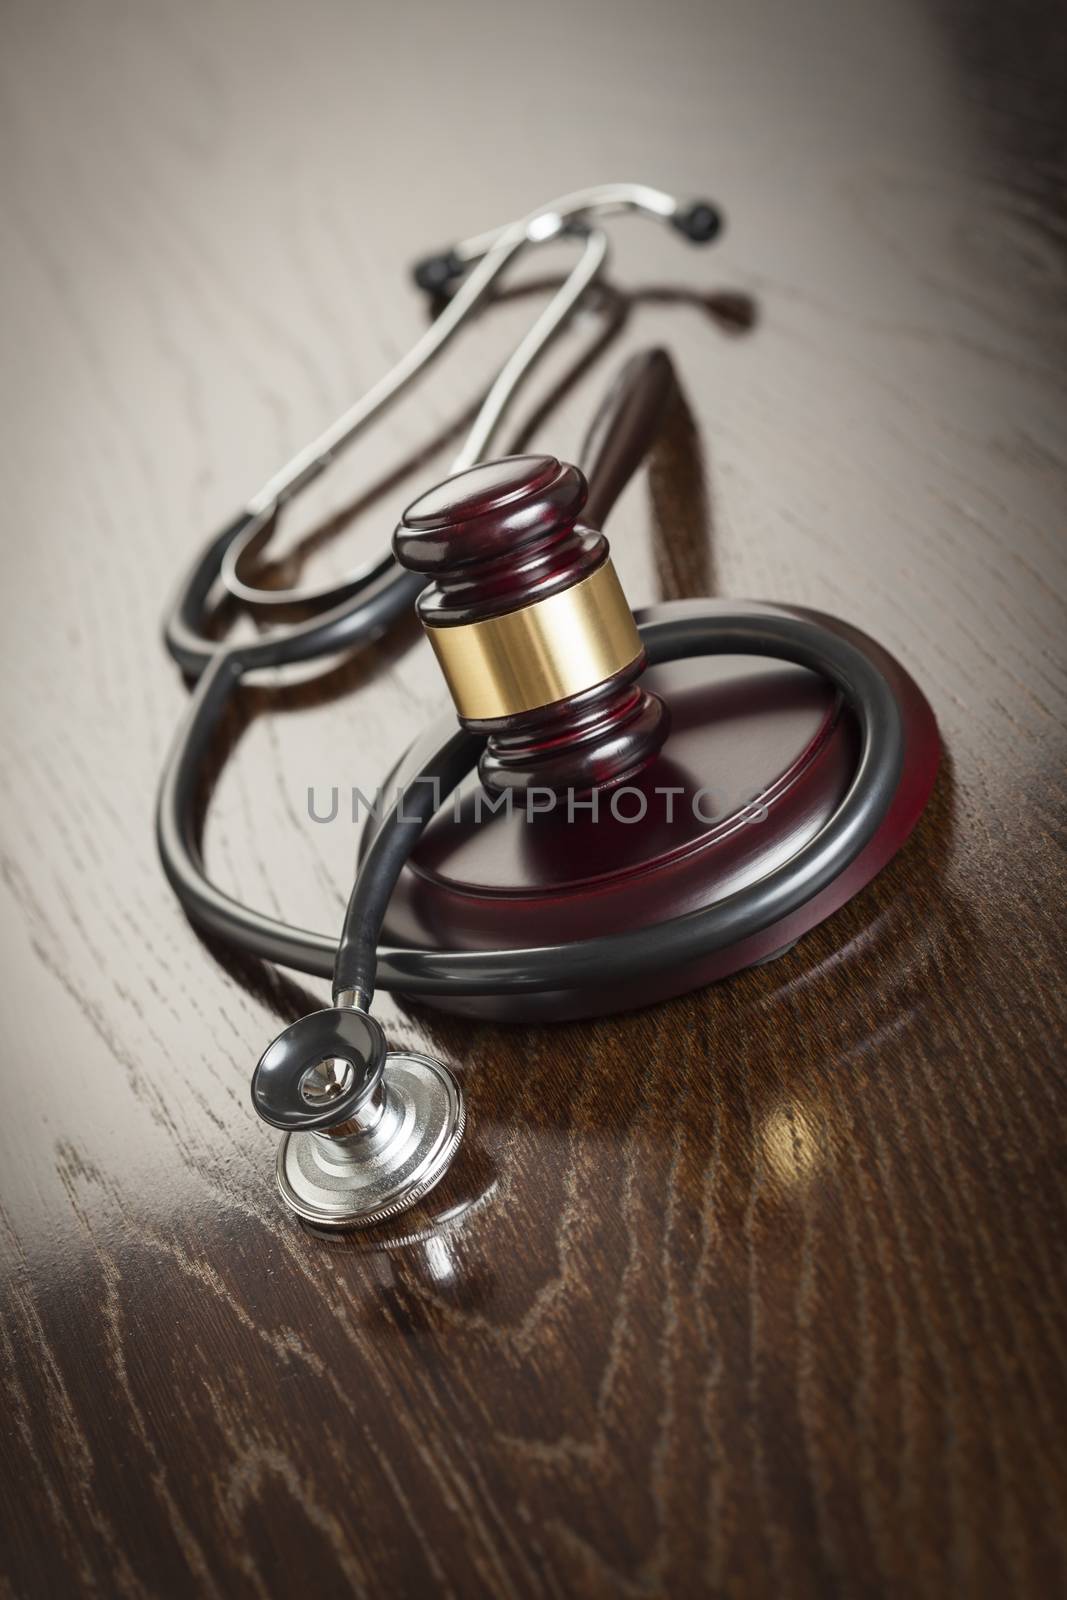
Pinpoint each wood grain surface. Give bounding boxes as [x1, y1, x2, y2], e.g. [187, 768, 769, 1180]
[1, 0, 1065, 1595]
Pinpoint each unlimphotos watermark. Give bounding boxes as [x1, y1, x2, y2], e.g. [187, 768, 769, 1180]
[306, 783, 769, 827]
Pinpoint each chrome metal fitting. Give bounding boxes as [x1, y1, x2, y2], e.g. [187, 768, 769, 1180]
[251, 1006, 465, 1229]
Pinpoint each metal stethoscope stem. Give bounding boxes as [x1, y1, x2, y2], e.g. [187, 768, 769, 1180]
[235, 220, 608, 539]
[160, 222, 613, 676]
[216, 183, 715, 614]
[250, 184, 694, 508]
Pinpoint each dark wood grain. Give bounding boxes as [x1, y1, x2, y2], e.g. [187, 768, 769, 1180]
[1, 0, 1065, 1595]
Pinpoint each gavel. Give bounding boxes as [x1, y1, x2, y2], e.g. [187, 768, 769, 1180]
[394, 453, 668, 796]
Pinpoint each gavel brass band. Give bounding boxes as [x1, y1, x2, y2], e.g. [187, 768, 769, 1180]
[424, 560, 641, 720]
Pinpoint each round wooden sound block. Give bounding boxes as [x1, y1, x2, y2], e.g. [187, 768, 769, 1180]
[365, 600, 940, 1022]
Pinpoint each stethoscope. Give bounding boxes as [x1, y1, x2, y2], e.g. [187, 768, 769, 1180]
[158, 182, 908, 1229]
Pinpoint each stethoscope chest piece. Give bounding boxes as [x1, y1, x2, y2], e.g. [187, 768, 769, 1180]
[252, 1008, 465, 1229]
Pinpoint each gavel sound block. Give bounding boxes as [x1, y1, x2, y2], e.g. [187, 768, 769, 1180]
[369, 455, 939, 1022]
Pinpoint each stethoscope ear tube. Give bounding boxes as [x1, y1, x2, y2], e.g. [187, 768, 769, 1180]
[163, 184, 723, 676]
[164, 224, 613, 661]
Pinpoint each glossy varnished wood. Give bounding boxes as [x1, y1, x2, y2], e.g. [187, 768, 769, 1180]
[1, 0, 1065, 1595]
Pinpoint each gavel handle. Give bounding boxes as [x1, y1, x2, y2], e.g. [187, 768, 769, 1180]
[578, 348, 678, 527]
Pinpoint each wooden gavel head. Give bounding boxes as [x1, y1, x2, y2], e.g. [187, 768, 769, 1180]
[393, 455, 669, 795]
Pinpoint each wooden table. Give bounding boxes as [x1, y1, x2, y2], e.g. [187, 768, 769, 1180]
[2, 0, 1065, 1594]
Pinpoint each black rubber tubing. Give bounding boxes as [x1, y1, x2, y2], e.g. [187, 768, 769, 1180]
[163, 510, 424, 680]
[156, 611, 904, 1000]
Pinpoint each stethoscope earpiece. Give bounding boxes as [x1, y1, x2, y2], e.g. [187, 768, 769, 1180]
[671, 199, 723, 243]
[252, 1005, 465, 1229]
[411, 247, 466, 296]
